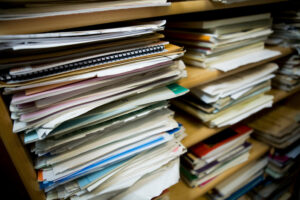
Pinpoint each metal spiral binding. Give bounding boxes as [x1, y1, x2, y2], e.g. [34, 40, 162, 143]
[0, 44, 165, 82]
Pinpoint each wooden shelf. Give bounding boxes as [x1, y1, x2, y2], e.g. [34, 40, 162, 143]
[178, 46, 293, 89]
[268, 86, 300, 102]
[0, 0, 288, 35]
[169, 139, 269, 200]
[176, 112, 227, 148]
[178, 87, 300, 148]
[0, 1, 294, 200]
[0, 96, 45, 200]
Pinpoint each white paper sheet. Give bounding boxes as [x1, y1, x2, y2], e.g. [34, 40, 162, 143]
[112, 158, 180, 200]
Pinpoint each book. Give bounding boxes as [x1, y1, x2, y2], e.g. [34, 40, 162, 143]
[189, 125, 252, 158]
[182, 142, 252, 177]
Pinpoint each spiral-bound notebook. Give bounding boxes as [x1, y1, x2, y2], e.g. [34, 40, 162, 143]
[0, 44, 165, 83]
[0, 43, 183, 88]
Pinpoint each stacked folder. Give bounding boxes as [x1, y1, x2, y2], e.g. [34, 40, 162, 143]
[206, 157, 267, 200]
[273, 54, 300, 91]
[173, 63, 277, 128]
[0, 20, 190, 200]
[180, 125, 252, 188]
[267, 9, 300, 51]
[166, 13, 280, 72]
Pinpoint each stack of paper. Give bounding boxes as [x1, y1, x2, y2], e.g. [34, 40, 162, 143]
[152, 189, 170, 200]
[267, 9, 300, 52]
[206, 157, 268, 200]
[211, 0, 255, 4]
[272, 54, 300, 91]
[180, 125, 252, 188]
[166, 13, 280, 72]
[0, 20, 190, 200]
[269, 9, 300, 91]
[249, 93, 300, 149]
[173, 63, 277, 128]
[0, 0, 169, 20]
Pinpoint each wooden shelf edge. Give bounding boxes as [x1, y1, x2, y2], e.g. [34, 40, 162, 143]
[176, 113, 227, 148]
[0, 0, 288, 35]
[169, 139, 269, 200]
[179, 46, 293, 89]
[0, 95, 45, 200]
[178, 87, 300, 148]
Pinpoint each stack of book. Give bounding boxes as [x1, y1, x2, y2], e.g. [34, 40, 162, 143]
[247, 178, 295, 200]
[268, 9, 300, 51]
[249, 94, 300, 149]
[0, 20, 189, 200]
[206, 157, 268, 200]
[180, 125, 253, 187]
[165, 13, 280, 72]
[246, 158, 300, 200]
[266, 143, 300, 179]
[173, 63, 277, 128]
[249, 94, 300, 182]
[273, 54, 300, 91]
